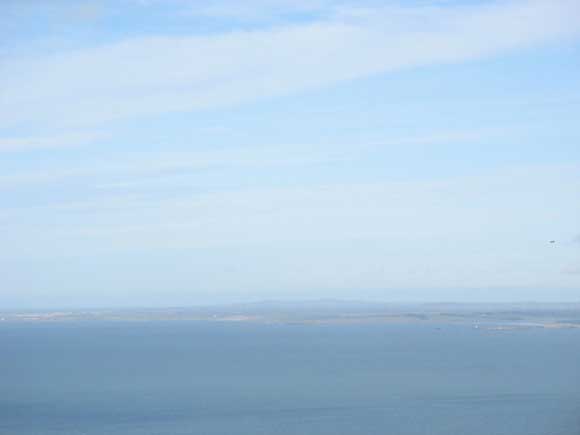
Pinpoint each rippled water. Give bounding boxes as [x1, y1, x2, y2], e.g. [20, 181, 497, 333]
[1, 322, 579, 434]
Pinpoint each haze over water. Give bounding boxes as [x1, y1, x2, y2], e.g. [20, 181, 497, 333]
[1, 321, 579, 435]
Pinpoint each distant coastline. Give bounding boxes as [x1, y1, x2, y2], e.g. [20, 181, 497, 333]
[2, 301, 580, 331]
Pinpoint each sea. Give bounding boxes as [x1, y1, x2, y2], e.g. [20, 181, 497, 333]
[1, 321, 579, 435]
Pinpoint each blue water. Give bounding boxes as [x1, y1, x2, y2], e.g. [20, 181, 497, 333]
[1, 322, 579, 435]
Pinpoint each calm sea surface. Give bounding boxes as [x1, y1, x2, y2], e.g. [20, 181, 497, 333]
[1, 322, 579, 435]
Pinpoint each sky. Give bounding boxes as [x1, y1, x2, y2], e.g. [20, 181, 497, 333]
[1, 0, 580, 309]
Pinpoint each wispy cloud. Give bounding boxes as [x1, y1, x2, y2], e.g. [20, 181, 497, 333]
[0, 142, 345, 189]
[138, 0, 334, 20]
[2, 0, 579, 128]
[0, 131, 103, 153]
[0, 127, 501, 189]
[2, 164, 578, 258]
[186, 0, 332, 21]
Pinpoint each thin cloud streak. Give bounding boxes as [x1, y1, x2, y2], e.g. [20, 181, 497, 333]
[186, 0, 333, 21]
[0, 126, 503, 189]
[0, 131, 104, 153]
[1, 165, 578, 266]
[2, 0, 579, 127]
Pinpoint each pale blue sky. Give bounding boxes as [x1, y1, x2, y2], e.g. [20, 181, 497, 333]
[1, 0, 580, 308]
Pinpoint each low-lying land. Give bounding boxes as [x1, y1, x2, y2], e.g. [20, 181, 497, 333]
[2, 301, 580, 330]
